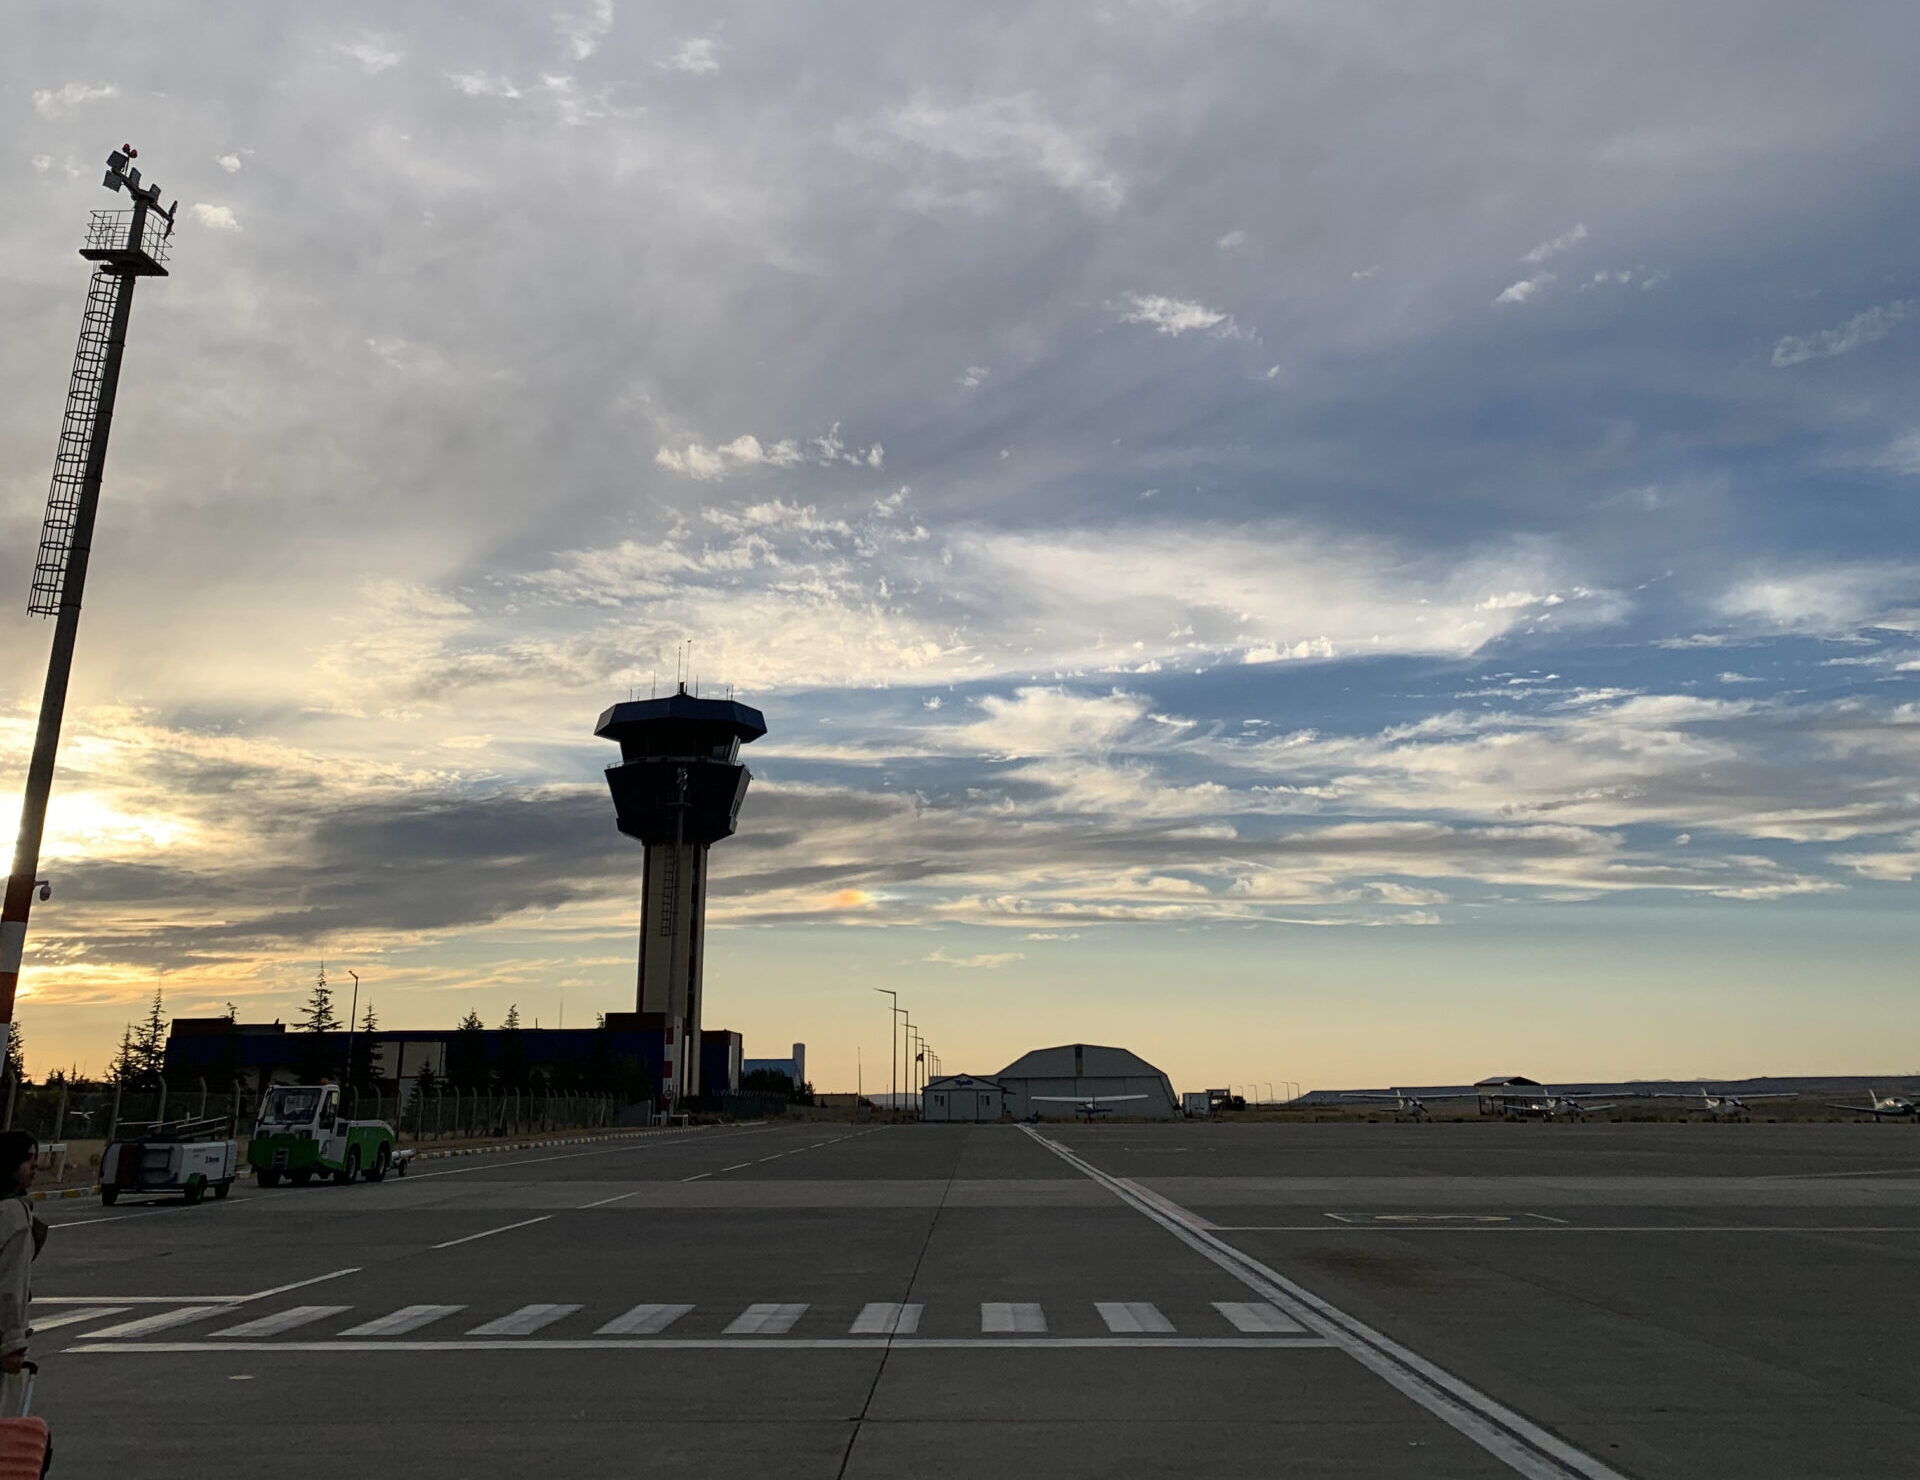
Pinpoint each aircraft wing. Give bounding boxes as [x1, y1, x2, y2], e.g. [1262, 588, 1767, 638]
[1028, 1094, 1150, 1103]
[1825, 1102, 1911, 1116]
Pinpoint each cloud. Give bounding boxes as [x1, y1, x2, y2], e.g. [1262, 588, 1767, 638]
[1494, 274, 1555, 306]
[1520, 223, 1588, 265]
[448, 71, 521, 98]
[922, 948, 1025, 969]
[558, 0, 615, 61]
[1772, 299, 1917, 368]
[1216, 230, 1247, 249]
[956, 365, 990, 389]
[32, 82, 117, 118]
[191, 203, 241, 232]
[653, 425, 880, 481]
[869, 92, 1123, 210]
[660, 37, 719, 75]
[1714, 564, 1920, 634]
[215, 153, 242, 174]
[1114, 293, 1240, 337]
[31, 155, 54, 173]
[335, 38, 403, 74]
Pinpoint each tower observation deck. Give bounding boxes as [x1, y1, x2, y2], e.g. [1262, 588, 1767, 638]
[595, 688, 766, 1105]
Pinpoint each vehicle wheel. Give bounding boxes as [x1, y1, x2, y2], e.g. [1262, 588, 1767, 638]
[183, 1179, 204, 1205]
[101, 1185, 119, 1207]
[365, 1144, 391, 1183]
[290, 1169, 313, 1187]
[257, 1169, 281, 1188]
[214, 1180, 232, 1200]
[334, 1149, 361, 1186]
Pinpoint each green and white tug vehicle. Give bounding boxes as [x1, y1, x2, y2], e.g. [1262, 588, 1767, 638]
[248, 1083, 397, 1187]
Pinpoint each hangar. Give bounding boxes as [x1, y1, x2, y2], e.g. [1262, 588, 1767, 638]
[996, 1043, 1180, 1120]
[923, 1074, 1005, 1122]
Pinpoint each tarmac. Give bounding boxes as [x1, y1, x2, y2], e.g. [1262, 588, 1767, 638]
[24, 1118, 1919, 1477]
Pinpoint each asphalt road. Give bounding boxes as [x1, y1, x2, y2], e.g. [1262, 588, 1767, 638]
[25, 1119, 1920, 1477]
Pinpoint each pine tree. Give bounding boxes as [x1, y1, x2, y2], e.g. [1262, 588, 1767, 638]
[131, 984, 167, 1084]
[446, 1010, 488, 1091]
[348, 999, 380, 1087]
[300, 964, 339, 1033]
[109, 1025, 137, 1085]
[499, 1004, 527, 1089]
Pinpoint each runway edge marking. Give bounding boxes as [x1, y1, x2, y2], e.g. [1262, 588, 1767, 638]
[1020, 1126, 1630, 1480]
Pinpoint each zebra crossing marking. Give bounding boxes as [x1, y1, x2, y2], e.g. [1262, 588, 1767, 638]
[981, 1301, 1047, 1333]
[213, 1306, 352, 1339]
[850, 1302, 923, 1335]
[46, 1296, 1337, 1347]
[595, 1303, 694, 1335]
[467, 1303, 582, 1336]
[724, 1303, 809, 1335]
[1096, 1301, 1174, 1334]
[339, 1305, 467, 1337]
[1213, 1300, 1305, 1334]
[84, 1306, 229, 1339]
[29, 1306, 126, 1331]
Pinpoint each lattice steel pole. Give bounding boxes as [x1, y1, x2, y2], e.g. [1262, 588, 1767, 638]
[0, 148, 175, 1066]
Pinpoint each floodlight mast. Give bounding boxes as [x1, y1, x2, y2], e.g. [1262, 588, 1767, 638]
[0, 148, 175, 1069]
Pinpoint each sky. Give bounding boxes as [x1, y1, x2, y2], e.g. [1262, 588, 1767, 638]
[4, 2, 1919, 1095]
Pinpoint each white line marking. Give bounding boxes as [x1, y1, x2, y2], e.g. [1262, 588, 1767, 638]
[34, 1295, 246, 1306]
[467, 1303, 582, 1336]
[723, 1302, 809, 1335]
[70, 1336, 1331, 1354]
[596, 1303, 694, 1335]
[1021, 1126, 1629, 1480]
[239, 1268, 362, 1304]
[432, 1216, 551, 1250]
[1096, 1301, 1174, 1334]
[722, 1163, 751, 1172]
[398, 1124, 774, 1182]
[850, 1302, 923, 1335]
[577, 1191, 641, 1209]
[340, 1305, 465, 1337]
[85, 1306, 229, 1339]
[1215, 1301, 1305, 1334]
[38, 1210, 173, 1230]
[980, 1301, 1046, 1334]
[1207, 1225, 1920, 1234]
[213, 1305, 351, 1338]
[680, 1172, 711, 1182]
[29, 1306, 127, 1331]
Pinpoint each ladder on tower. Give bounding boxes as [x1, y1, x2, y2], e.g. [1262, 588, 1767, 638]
[29, 265, 121, 616]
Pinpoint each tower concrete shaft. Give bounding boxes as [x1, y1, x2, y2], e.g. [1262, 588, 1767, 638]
[596, 689, 765, 1104]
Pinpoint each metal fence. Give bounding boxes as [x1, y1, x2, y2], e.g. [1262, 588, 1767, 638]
[0, 1079, 616, 1144]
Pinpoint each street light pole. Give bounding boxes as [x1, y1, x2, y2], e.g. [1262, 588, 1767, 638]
[873, 988, 897, 1112]
[344, 969, 360, 1087]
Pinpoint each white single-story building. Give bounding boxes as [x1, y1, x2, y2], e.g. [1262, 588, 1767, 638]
[996, 1043, 1180, 1120]
[923, 1074, 1006, 1122]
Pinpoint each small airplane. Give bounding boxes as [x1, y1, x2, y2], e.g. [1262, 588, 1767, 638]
[1498, 1092, 1618, 1120]
[1336, 1090, 1467, 1120]
[1649, 1087, 1797, 1120]
[1824, 1089, 1918, 1121]
[1030, 1092, 1148, 1122]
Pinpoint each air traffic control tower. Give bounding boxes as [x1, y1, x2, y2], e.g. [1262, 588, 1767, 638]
[596, 688, 766, 1105]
